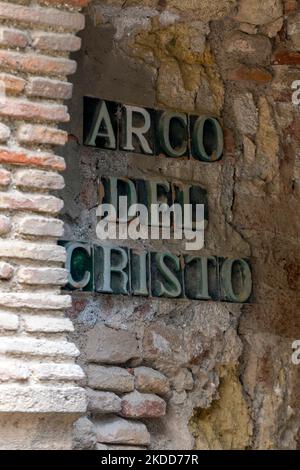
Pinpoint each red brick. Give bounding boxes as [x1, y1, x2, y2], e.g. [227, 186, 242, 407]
[17, 124, 68, 146]
[0, 27, 29, 48]
[31, 32, 81, 52]
[227, 65, 273, 83]
[273, 50, 300, 65]
[284, 0, 299, 14]
[14, 169, 65, 191]
[0, 50, 76, 77]
[121, 391, 166, 419]
[0, 73, 26, 95]
[0, 98, 69, 123]
[26, 77, 73, 100]
[0, 169, 11, 187]
[0, 192, 63, 214]
[0, 2, 85, 32]
[0, 149, 66, 171]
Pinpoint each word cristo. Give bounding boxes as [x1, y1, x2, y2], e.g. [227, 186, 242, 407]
[61, 241, 253, 304]
[83, 97, 224, 161]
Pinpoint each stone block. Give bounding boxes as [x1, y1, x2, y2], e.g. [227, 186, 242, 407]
[87, 389, 121, 414]
[121, 390, 166, 418]
[86, 324, 140, 364]
[87, 365, 134, 393]
[95, 416, 150, 446]
[134, 366, 170, 396]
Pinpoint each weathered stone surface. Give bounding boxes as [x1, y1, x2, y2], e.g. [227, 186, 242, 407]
[261, 17, 283, 38]
[0, 337, 79, 358]
[233, 93, 258, 135]
[134, 366, 170, 396]
[0, 311, 19, 331]
[157, 60, 195, 112]
[236, 0, 283, 25]
[17, 124, 68, 146]
[23, 315, 74, 333]
[225, 32, 272, 65]
[121, 390, 166, 418]
[0, 2, 85, 32]
[190, 366, 253, 449]
[0, 414, 76, 450]
[0, 386, 86, 413]
[35, 363, 85, 382]
[87, 389, 121, 414]
[95, 416, 150, 445]
[95, 443, 108, 450]
[0, 261, 13, 280]
[17, 267, 68, 286]
[87, 365, 134, 393]
[18, 216, 64, 237]
[288, 14, 300, 50]
[0, 27, 29, 48]
[14, 169, 65, 190]
[105, 444, 147, 450]
[31, 31, 81, 53]
[0, 215, 11, 235]
[0, 360, 30, 382]
[0, 72, 26, 94]
[73, 417, 96, 450]
[86, 324, 140, 364]
[172, 368, 194, 392]
[0, 169, 11, 186]
[26, 77, 73, 100]
[0, 148, 66, 171]
[0, 292, 71, 310]
[0, 123, 11, 142]
[256, 97, 279, 183]
[0, 191, 63, 214]
[0, 241, 66, 262]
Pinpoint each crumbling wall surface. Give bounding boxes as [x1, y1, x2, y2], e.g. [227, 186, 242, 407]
[52, 0, 298, 450]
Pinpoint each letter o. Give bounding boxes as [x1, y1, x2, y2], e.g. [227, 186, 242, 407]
[158, 111, 188, 157]
[220, 259, 252, 303]
[192, 116, 223, 162]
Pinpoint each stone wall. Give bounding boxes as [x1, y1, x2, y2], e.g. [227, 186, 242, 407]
[0, 0, 300, 450]
[64, 0, 300, 450]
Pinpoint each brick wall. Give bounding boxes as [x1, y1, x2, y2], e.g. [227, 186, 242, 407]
[0, 0, 88, 449]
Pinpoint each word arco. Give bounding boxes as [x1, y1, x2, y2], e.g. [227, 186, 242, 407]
[83, 97, 224, 161]
[62, 241, 253, 303]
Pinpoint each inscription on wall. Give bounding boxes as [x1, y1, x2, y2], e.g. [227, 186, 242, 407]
[62, 98, 253, 304]
[61, 242, 252, 304]
[83, 97, 224, 161]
